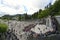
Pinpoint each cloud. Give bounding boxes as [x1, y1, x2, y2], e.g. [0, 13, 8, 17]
[52, 0, 56, 4]
[0, 11, 5, 17]
[0, 0, 56, 15]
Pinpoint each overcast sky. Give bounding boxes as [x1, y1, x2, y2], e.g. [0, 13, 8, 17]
[0, 0, 56, 16]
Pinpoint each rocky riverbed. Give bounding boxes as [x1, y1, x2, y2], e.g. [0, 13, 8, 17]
[0, 19, 38, 40]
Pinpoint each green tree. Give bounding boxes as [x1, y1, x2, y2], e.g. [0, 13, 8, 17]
[23, 13, 32, 20]
[38, 9, 49, 18]
[1, 15, 12, 20]
[32, 9, 42, 19]
[38, 0, 60, 18]
[32, 12, 38, 19]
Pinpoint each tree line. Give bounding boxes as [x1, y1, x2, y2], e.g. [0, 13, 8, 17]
[0, 0, 60, 20]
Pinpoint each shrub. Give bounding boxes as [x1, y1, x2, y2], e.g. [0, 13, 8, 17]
[0, 23, 8, 33]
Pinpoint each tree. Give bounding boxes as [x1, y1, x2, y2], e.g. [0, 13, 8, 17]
[38, 0, 60, 18]
[24, 13, 28, 20]
[32, 12, 38, 19]
[23, 13, 32, 20]
[39, 10, 48, 18]
[32, 9, 42, 19]
[1, 15, 12, 20]
[48, 0, 60, 16]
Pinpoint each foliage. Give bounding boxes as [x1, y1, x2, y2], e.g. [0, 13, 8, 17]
[32, 12, 38, 19]
[32, 9, 42, 19]
[0, 23, 8, 33]
[38, 9, 49, 18]
[1, 15, 12, 20]
[38, 0, 60, 18]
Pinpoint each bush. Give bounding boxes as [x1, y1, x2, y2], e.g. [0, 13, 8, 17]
[0, 23, 8, 33]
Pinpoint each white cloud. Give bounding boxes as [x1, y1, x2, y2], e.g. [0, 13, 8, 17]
[52, 0, 56, 4]
[0, 0, 56, 15]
